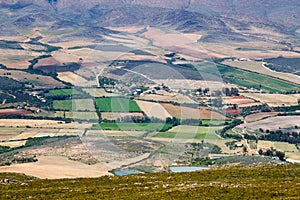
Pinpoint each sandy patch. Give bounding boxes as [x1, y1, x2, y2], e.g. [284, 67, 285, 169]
[0, 156, 111, 179]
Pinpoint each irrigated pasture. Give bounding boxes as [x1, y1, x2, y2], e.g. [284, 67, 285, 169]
[55, 111, 99, 120]
[48, 89, 84, 97]
[222, 60, 300, 85]
[153, 125, 223, 140]
[53, 99, 95, 111]
[218, 65, 300, 93]
[92, 123, 172, 132]
[95, 98, 141, 112]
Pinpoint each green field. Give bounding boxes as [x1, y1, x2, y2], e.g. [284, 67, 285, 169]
[92, 123, 172, 132]
[201, 119, 232, 126]
[47, 89, 84, 97]
[53, 99, 95, 111]
[1, 164, 300, 199]
[153, 125, 223, 140]
[217, 65, 300, 93]
[95, 98, 142, 112]
[55, 111, 99, 120]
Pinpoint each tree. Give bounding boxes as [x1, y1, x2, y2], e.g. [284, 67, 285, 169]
[275, 151, 285, 161]
[212, 97, 223, 108]
[258, 149, 263, 155]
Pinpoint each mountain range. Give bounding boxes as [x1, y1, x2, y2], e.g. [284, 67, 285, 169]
[0, 0, 299, 41]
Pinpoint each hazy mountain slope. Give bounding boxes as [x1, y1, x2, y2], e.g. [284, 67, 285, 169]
[0, 0, 299, 41]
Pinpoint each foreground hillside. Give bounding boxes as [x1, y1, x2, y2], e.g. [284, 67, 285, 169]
[1, 164, 300, 199]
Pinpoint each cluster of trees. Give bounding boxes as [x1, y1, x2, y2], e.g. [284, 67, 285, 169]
[258, 148, 285, 161]
[98, 76, 118, 88]
[240, 104, 271, 117]
[222, 87, 239, 96]
[219, 119, 243, 139]
[259, 130, 300, 144]
[274, 105, 300, 112]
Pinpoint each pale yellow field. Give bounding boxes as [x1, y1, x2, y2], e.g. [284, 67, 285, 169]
[0, 119, 89, 129]
[138, 93, 196, 104]
[107, 26, 147, 34]
[0, 49, 40, 69]
[238, 102, 263, 108]
[11, 131, 38, 140]
[154, 79, 235, 90]
[0, 140, 26, 148]
[245, 112, 278, 123]
[55, 111, 99, 120]
[222, 60, 300, 85]
[242, 116, 300, 131]
[257, 141, 298, 152]
[57, 72, 90, 86]
[72, 99, 96, 111]
[0, 156, 111, 179]
[241, 93, 300, 107]
[136, 100, 172, 120]
[86, 130, 146, 137]
[200, 41, 300, 59]
[83, 88, 121, 97]
[101, 112, 144, 121]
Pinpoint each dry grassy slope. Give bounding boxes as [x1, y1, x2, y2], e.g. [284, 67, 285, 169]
[0, 164, 300, 199]
[1, 0, 299, 30]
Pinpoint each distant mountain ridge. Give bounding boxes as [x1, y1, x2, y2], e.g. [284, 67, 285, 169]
[0, 0, 299, 40]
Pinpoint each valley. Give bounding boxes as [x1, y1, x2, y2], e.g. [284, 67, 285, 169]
[0, 0, 300, 189]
